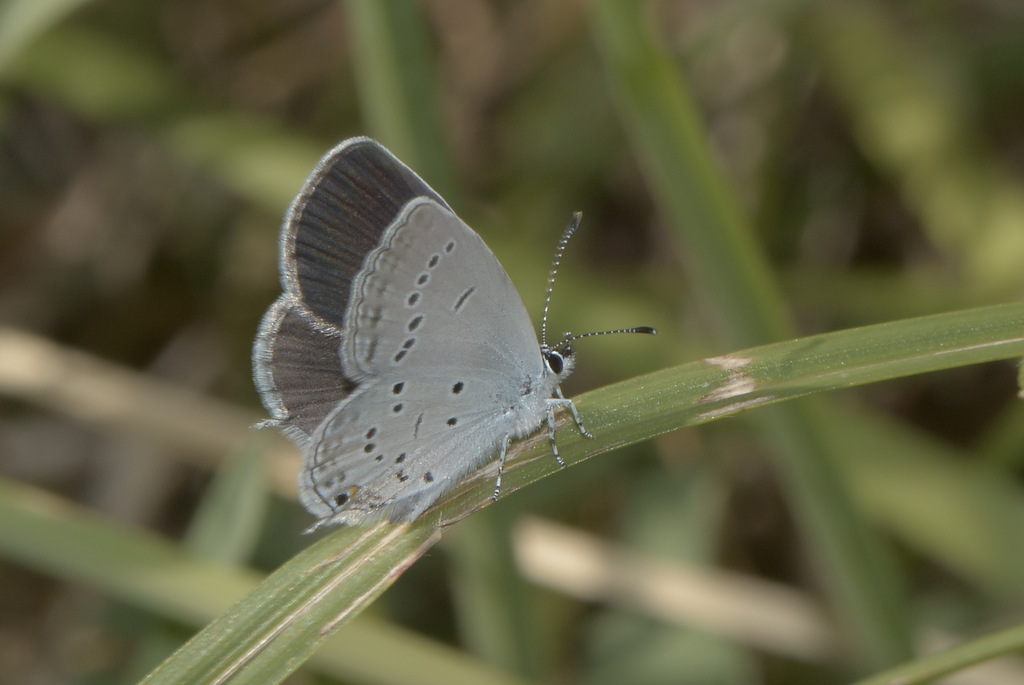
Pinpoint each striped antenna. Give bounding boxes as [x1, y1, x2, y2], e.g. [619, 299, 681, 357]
[540, 212, 657, 348]
[563, 327, 657, 345]
[540, 212, 583, 347]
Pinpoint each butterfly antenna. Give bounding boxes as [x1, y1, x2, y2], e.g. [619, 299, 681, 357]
[563, 326, 658, 346]
[541, 212, 583, 347]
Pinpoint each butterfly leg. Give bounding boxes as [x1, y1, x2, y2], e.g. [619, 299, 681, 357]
[493, 434, 512, 502]
[552, 386, 594, 439]
[544, 388, 593, 469]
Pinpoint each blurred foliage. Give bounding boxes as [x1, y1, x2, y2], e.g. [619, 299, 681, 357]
[1, 1, 1024, 684]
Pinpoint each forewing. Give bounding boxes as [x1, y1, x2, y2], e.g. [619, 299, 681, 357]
[254, 138, 449, 438]
[281, 138, 449, 330]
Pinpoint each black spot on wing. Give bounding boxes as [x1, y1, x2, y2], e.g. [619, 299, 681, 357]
[453, 287, 476, 312]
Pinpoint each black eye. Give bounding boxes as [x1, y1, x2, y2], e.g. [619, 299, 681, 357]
[545, 350, 563, 374]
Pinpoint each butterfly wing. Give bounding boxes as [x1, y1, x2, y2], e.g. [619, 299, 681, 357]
[253, 138, 449, 443]
[303, 198, 550, 525]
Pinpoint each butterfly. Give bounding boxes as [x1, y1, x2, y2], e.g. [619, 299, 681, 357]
[253, 138, 653, 528]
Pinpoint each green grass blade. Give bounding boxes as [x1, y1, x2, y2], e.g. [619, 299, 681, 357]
[833, 406, 1024, 597]
[439, 303, 1024, 519]
[141, 521, 443, 685]
[850, 622, 1024, 685]
[147, 302, 1024, 683]
[588, 0, 915, 665]
[588, 1, 788, 347]
[0, 476, 264, 628]
[183, 437, 270, 564]
[0, 476, 526, 685]
[346, 0, 458, 201]
[1, 303, 1020, 681]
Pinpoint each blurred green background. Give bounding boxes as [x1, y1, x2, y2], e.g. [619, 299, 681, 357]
[1, 1, 1024, 684]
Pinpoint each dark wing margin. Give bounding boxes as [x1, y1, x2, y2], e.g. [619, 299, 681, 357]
[252, 296, 356, 443]
[280, 137, 449, 329]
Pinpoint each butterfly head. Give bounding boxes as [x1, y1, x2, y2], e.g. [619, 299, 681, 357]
[541, 341, 575, 380]
[538, 212, 655, 383]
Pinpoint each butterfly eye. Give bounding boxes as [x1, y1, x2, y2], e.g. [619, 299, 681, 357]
[544, 349, 564, 375]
